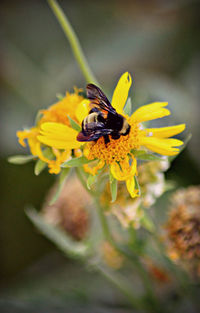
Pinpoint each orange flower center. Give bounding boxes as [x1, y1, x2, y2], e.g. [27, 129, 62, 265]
[85, 117, 140, 164]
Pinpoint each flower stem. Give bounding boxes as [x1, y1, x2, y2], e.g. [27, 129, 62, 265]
[75, 171, 163, 312]
[96, 201, 165, 313]
[47, 0, 98, 85]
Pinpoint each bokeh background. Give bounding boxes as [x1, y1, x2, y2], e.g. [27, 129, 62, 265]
[0, 0, 200, 312]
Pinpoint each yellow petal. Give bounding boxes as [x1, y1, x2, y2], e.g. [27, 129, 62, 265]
[126, 177, 139, 198]
[75, 99, 90, 124]
[34, 141, 52, 163]
[38, 122, 81, 150]
[110, 157, 137, 181]
[17, 127, 38, 148]
[48, 149, 71, 174]
[84, 160, 105, 176]
[131, 102, 170, 123]
[140, 137, 183, 156]
[141, 124, 186, 138]
[111, 72, 132, 114]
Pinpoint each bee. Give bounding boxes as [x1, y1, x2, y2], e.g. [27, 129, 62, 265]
[77, 84, 131, 144]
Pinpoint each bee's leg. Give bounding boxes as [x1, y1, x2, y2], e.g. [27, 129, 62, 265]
[104, 135, 110, 145]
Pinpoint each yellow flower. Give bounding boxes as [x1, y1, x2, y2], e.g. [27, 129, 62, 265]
[17, 89, 89, 174]
[38, 72, 185, 197]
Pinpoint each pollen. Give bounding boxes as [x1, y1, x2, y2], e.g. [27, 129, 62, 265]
[85, 117, 140, 164]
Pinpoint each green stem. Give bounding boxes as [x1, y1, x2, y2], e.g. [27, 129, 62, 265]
[75, 167, 98, 198]
[96, 199, 112, 241]
[97, 201, 165, 313]
[76, 170, 163, 312]
[47, 0, 98, 85]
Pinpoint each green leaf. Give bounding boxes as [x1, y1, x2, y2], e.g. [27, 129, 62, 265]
[8, 155, 35, 164]
[62, 156, 93, 167]
[168, 133, 192, 162]
[34, 159, 47, 175]
[87, 174, 97, 190]
[124, 97, 132, 116]
[26, 208, 89, 259]
[109, 172, 117, 203]
[67, 115, 81, 132]
[49, 168, 70, 205]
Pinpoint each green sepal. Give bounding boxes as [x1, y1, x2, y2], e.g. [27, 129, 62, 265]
[134, 175, 141, 196]
[137, 154, 163, 161]
[109, 171, 117, 203]
[87, 174, 97, 190]
[131, 149, 163, 161]
[34, 147, 55, 175]
[34, 159, 47, 175]
[62, 156, 93, 168]
[50, 168, 70, 205]
[67, 115, 81, 132]
[124, 97, 132, 116]
[131, 149, 148, 156]
[56, 93, 64, 100]
[8, 155, 35, 164]
[168, 133, 192, 162]
[34, 111, 43, 125]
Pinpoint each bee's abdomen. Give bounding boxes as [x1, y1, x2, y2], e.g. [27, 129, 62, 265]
[120, 119, 131, 136]
[83, 112, 98, 130]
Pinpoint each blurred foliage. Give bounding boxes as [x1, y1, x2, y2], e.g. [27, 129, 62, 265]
[0, 253, 133, 313]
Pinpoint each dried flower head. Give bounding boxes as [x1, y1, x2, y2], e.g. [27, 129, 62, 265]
[165, 186, 200, 276]
[42, 175, 91, 240]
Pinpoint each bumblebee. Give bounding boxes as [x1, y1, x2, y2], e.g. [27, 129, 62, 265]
[77, 84, 131, 144]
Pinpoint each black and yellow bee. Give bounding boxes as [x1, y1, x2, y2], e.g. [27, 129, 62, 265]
[77, 84, 131, 144]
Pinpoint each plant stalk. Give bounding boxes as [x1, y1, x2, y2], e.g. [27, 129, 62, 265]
[47, 0, 98, 85]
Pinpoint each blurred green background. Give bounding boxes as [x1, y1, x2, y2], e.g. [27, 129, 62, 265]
[0, 0, 200, 311]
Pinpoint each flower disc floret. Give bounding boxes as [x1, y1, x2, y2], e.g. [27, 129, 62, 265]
[85, 117, 139, 164]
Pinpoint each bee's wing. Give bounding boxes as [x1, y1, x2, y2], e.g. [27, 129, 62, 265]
[77, 122, 112, 142]
[86, 84, 117, 115]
